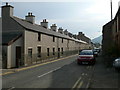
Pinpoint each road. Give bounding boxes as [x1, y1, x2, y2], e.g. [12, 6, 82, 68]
[2, 54, 119, 89]
[2, 55, 95, 89]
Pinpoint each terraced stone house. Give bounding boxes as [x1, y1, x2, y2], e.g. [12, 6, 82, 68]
[1, 3, 91, 69]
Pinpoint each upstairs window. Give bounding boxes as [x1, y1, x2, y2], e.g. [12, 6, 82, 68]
[38, 32, 41, 41]
[62, 38, 63, 43]
[53, 36, 55, 42]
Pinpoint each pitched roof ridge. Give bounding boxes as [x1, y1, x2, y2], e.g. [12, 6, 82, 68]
[11, 16, 87, 43]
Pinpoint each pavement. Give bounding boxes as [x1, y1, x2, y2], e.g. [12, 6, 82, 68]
[89, 54, 120, 89]
[0, 54, 77, 76]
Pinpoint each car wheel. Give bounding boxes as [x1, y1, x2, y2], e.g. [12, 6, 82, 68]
[77, 62, 81, 65]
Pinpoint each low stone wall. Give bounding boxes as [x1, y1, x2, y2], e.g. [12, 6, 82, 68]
[23, 50, 78, 67]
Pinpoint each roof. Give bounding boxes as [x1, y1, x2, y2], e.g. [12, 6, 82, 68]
[11, 16, 87, 44]
[103, 20, 114, 28]
[114, 6, 120, 20]
[2, 32, 22, 45]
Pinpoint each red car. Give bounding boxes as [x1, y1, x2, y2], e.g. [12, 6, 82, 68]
[77, 50, 96, 65]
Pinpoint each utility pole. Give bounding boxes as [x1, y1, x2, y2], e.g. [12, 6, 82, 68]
[110, 0, 113, 20]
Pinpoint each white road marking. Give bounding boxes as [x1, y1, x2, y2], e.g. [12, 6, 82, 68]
[77, 81, 83, 88]
[86, 79, 91, 88]
[38, 67, 61, 78]
[72, 77, 82, 88]
[82, 73, 85, 76]
[8, 87, 15, 90]
[86, 66, 89, 69]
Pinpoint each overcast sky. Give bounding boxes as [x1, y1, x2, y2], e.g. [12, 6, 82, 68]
[0, 0, 120, 39]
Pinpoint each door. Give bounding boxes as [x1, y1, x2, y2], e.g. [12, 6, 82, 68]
[16, 46, 21, 68]
[58, 48, 60, 58]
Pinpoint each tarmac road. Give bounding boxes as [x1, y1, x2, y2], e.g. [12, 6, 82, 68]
[2, 53, 119, 89]
[2, 55, 94, 89]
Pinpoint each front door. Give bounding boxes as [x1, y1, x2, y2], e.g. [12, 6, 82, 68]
[16, 46, 21, 68]
[58, 48, 60, 58]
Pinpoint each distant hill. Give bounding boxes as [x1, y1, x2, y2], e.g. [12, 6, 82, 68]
[92, 35, 102, 44]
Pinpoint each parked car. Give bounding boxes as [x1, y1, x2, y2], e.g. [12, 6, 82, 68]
[93, 49, 98, 57]
[96, 48, 101, 53]
[77, 50, 96, 65]
[113, 57, 120, 70]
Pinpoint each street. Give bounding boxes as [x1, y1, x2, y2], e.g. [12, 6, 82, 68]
[2, 54, 120, 89]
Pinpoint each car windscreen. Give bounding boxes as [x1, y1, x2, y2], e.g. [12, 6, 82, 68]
[79, 51, 93, 55]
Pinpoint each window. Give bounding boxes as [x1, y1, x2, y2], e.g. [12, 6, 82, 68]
[53, 36, 55, 42]
[38, 32, 41, 41]
[28, 48, 32, 58]
[61, 47, 63, 54]
[53, 48, 55, 55]
[47, 48, 49, 56]
[37, 47, 41, 58]
[62, 38, 63, 43]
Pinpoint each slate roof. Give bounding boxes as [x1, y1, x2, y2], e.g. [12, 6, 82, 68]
[12, 16, 87, 44]
[2, 32, 22, 45]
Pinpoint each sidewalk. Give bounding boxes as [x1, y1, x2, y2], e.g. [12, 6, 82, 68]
[89, 54, 119, 88]
[0, 54, 77, 76]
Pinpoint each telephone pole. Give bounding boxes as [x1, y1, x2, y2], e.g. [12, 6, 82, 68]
[110, 0, 113, 20]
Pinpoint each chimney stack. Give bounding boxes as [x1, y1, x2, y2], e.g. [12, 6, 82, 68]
[68, 32, 73, 38]
[25, 12, 35, 24]
[50, 24, 57, 32]
[64, 29, 68, 35]
[73, 34, 77, 39]
[2, 2, 14, 18]
[58, 27, 64, 34]
[41, 19, 48, 29]
[78, 32, 83, 35]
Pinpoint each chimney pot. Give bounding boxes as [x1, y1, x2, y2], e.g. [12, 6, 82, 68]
[25, 12, 35, 24]
[28, 12, 30, 16]
[41, 19, 48, 29]
[51, 23, 57, 32]
[45, 19, 46, 22]
[6, 2, 8, 6]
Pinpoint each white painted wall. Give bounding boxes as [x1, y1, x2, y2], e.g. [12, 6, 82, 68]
[7, 36, 23, 68]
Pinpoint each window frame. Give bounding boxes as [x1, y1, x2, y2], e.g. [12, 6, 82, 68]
[28, 48, 32, 58]
[38, 32, 41, 41]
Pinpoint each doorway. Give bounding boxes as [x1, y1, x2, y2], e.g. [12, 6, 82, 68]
[16, 46, 21, 68]
[58, 48, 60, 58]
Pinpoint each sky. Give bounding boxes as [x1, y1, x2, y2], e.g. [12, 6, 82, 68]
[0, 0, 120, 39]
